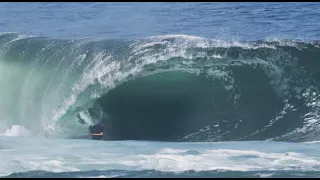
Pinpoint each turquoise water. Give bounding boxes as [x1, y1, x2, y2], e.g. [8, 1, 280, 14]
[1, 2, 320, 178]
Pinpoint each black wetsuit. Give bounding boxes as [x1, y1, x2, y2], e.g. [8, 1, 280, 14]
[89, 121, 105, 140]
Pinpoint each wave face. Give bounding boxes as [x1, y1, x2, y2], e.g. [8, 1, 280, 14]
[0, 33, 320, 142]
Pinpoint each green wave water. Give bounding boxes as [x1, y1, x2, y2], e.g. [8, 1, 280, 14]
[0, 33, 320, 142]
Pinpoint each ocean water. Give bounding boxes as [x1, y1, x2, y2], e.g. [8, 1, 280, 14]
[1, 2, 320, 178]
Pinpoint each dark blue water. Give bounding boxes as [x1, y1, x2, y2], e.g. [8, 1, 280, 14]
[1, 2, 320, 178]
[0, 2, 319, 40]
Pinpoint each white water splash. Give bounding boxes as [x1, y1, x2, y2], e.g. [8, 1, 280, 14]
[1, 125, 31, 137]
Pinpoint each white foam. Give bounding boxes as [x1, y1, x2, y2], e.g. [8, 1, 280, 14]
[1, 125, 31, 137]
[305, 140, 320, 144]
[82, 175, 109, 178]
[79, 174, 124, 178]
[120, 148, 320, 172]
[258, 172, 274, 178]
[25, 160, 79, 172]
[1, 137, 320, 177]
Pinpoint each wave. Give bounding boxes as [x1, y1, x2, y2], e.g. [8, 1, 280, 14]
[0, 32, 319, 142]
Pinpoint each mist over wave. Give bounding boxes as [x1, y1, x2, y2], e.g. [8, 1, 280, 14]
[0, 32, 319, 142]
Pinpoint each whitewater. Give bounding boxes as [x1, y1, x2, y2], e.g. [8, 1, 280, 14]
[1, 2, 320, 178]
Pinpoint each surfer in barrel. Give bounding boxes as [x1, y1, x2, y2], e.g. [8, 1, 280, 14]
[77, 114, 105, 140]
[88, 120, 105, 140]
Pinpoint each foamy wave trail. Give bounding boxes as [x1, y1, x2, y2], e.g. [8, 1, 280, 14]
[0, 32, 319, 142]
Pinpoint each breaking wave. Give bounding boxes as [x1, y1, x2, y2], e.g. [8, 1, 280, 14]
[0, 32, 319, 142]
